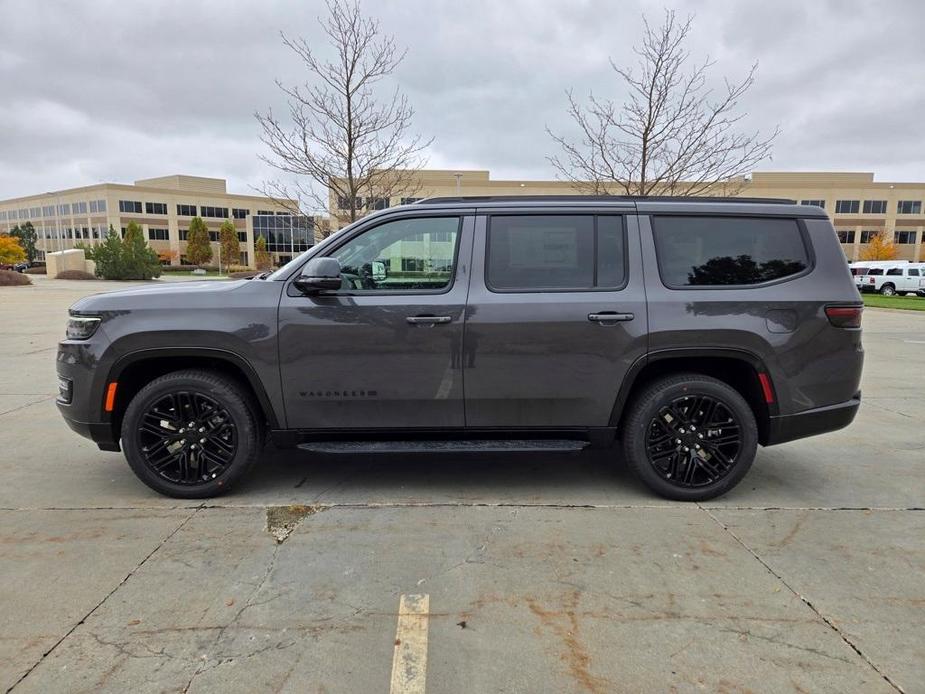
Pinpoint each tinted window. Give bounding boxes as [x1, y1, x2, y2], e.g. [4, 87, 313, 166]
[910, 269, 920, 276]
[652, 216, 809, 287]
[330, 216, 460, 291]
[487, 215, 625, 290]
[886, 268, 903, 276]
[868, 268, 883, 276]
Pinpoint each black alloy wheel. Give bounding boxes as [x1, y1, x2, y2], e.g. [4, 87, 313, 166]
[121, 370, 262, 498]
[622, 374, 758, 501]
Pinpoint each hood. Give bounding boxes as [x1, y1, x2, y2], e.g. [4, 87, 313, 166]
[70, 279, 254, 312]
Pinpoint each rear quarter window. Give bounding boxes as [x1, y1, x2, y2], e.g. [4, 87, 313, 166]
[651, 216, 810, 288]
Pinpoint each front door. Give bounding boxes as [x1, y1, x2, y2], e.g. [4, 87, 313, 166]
[463, 212, 648, 427]
[278, 213, 474, 430]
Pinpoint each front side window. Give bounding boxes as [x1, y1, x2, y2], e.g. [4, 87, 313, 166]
[487, 215, 625, 291]
[652, 216, 809, 287]
[329, 216, 460, 292]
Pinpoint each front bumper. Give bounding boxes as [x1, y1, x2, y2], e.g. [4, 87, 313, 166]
[764, 393, 861, 446]
[57, 405, 121, 451]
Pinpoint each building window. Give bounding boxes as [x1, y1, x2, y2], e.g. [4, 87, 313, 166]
[237, 232, 247, 242]
[860, 230, 879, 244]
[336, 196, 363, 210]
[0, 211, 5, 220]
[895, 230, 917, 244]
[87, 199, 106, 213]
[862, 200, 887, 214]
[239, 251, 249, 266]
[177, 204, 197, 216]
[253, 214, 315, 253]
[119, 200, 142, 214]
[257, 210, 274, 216]
[897, 200, 922, 215]
[200, 206, 229, 219]
[232, 208, 249, 219]
[30, 206, 42, 217]
[835, 200, 860, 214]
[73, 202, 87, 214]
[208, 231, 219, 242]
[148, 228, 169, 241]
[179, 229, 189, 241]
[836, 230, 855, 244]
[145, 202, 167, 215]
[58, 203, 70, 216]
[367, 197, 390, 210]
[401, 197, 423, 205]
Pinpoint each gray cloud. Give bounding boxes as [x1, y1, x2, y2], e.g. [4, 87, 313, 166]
[1, 0, 923, 204]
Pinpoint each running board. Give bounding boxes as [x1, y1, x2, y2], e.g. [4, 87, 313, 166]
[297, 439, 589, 454]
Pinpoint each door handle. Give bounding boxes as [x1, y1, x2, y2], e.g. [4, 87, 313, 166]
[406, 315, 453, 325]
[588, 312, 634, 324]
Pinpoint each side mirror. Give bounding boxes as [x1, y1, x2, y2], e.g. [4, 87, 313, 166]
[294, 257, 342, 293]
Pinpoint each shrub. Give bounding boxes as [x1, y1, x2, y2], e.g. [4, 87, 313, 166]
[0, 269, 31, 286]
[121, 221, 161, 279]
[25, 266, 47, 275]
[55, 270, 97, 280]
[83, 223, 161, 280]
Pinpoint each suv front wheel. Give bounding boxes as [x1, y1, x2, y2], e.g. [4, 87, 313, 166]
[622, 374, 758, 501]
[121, 370, 262, 498]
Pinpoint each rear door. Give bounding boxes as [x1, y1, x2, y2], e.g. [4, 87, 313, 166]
[463, 209, 648, 427]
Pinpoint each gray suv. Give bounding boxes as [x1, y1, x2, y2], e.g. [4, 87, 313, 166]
[56, 196, 864, 501]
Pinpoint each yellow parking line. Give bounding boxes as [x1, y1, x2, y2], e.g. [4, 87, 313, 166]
[389, 593, 430, 694]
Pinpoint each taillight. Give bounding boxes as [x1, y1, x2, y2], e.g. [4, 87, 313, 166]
[825, 305, 863, 328]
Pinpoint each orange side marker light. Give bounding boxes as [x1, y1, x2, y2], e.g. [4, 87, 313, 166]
[104, 382, 118, 412]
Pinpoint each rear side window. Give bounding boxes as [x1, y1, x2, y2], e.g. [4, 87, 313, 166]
[886, 268, 903, 276]
[868, 268, 884, 276]
[487, 215, 625, 290]
[652, 216, 809, 287]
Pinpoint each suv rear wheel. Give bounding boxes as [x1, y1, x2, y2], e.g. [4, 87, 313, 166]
[622, 374, 758, 501]
[879, 283, 896, 296]
[121, 370, 262, 498]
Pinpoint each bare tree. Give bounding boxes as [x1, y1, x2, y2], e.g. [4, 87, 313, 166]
[548, 10, 778, 197]
[256, 0, 431, 224]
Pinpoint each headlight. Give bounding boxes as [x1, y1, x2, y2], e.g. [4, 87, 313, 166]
[66, 315, 101, 340]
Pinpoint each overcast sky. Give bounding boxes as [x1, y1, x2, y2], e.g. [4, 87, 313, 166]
[2, 0, 923, 205]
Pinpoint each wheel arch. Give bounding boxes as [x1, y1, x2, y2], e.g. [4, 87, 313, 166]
[106, 348, 281, 436]
[610, 348, 777, 445]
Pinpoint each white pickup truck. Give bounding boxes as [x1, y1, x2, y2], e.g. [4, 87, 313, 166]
[855, 262, 925, 296]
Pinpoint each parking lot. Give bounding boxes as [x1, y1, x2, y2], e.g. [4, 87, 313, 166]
[1, 276, 923, 693]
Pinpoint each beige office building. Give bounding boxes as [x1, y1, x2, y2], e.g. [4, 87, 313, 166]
[331, 170, 925, 262]
[0, 175, 314, 267]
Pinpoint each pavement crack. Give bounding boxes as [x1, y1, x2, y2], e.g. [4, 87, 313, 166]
[6, 505, 203, 693]
[699, 504, 906, 693]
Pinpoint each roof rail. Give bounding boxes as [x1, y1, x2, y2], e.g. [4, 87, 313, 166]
[413, 195, 797, 205]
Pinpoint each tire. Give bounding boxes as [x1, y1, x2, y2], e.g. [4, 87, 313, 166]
[121, 370, 262, 498]
[622, 374, 758, 501]
[879, 283, 896, 296]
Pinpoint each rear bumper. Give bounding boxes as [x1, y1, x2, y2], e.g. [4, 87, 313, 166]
[764, 393, 861, 446]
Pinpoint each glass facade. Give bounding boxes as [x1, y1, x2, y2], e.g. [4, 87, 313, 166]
[252, 214, 314, 255]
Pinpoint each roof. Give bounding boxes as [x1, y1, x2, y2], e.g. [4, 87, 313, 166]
[416, 195, 797, 204]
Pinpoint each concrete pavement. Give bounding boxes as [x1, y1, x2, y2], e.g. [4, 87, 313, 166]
[1, 275, 922, 693]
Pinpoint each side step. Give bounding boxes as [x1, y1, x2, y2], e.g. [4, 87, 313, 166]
[297, 439, 589, 454]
